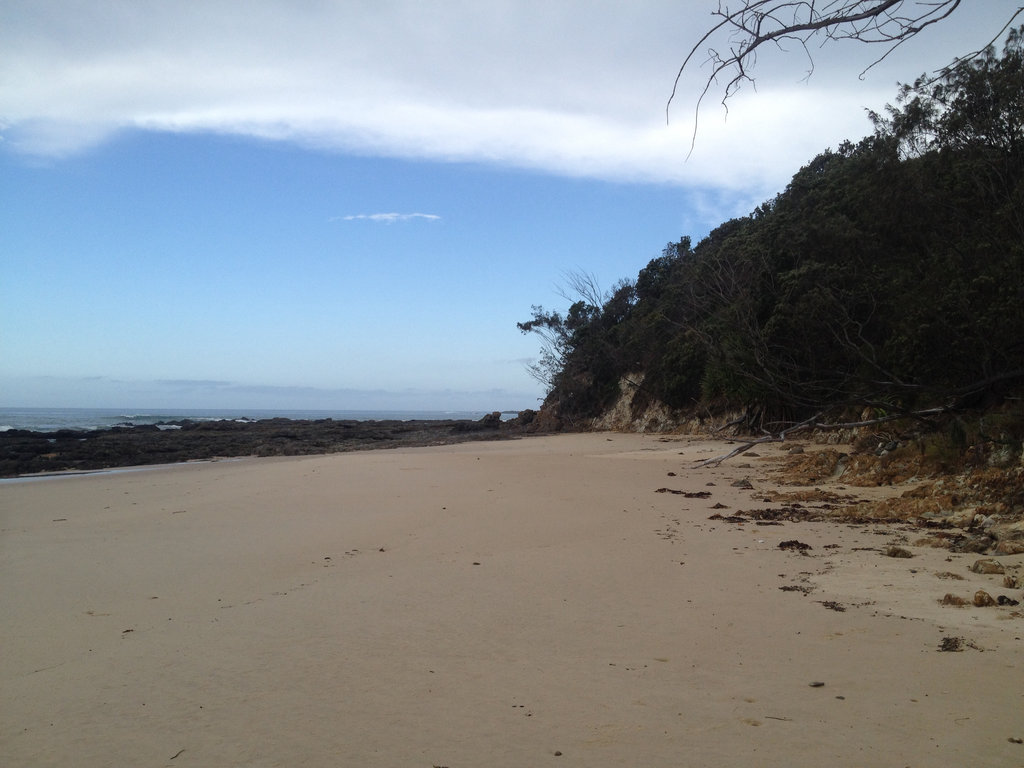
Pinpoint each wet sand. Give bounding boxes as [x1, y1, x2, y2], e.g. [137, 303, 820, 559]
[2, 433, 1021, 766]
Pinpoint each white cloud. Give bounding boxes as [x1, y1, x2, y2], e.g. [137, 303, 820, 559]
[333, 213, 442, 224]
[1, 1, 1017, 196]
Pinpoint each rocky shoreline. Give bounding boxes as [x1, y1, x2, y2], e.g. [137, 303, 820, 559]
[0, 411, 541, 478]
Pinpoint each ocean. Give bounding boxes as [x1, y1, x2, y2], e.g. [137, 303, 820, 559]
[0, 407, 517, 433]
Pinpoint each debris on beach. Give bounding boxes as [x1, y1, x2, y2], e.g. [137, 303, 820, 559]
[779, 585, 813, 594]
[884, 546, 914, 558]
[655, 488, 712, 498]
[941, 593, 970, 606]
[778, 540, 812, 552]
[708, 513, 747, 523]
[939, 636, 965, 651]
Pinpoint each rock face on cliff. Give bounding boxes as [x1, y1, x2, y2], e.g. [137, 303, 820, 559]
[587, 374, 681, 432]
[579, 374, 732, 435]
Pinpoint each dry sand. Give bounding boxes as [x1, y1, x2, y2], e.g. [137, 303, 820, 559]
[2, 433, 1022, 767]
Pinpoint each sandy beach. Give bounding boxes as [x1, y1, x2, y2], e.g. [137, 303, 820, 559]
[2, 432, 1022, 767]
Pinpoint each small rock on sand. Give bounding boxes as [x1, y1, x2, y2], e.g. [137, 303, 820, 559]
[970, 558, 1005, 575]
[885, 546, 914, 558]
[973, 590, 997, 607]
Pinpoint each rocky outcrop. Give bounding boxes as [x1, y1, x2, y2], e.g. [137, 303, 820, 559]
[765, 440, 1024, 556]
[0, 413, 539, 477]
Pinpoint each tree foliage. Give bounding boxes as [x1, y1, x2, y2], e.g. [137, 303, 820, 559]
[522, 29, 1024, 428]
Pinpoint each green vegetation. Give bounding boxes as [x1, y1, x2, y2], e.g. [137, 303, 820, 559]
[521, 29, 1024, 433]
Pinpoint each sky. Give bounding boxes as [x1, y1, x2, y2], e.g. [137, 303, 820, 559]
[2, 1, 1020, 412]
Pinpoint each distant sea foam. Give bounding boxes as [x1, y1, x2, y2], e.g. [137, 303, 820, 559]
[0, 407, 517, 433]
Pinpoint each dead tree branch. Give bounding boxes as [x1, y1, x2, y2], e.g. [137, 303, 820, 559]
[693, 403, 953, 467]
[668, 1, 981, 154]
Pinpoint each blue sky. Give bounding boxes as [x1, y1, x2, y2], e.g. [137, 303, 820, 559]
[2, 1, 1019, 411]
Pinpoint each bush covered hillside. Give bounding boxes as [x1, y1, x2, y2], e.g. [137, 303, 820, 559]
[520, 29, 1024, 434]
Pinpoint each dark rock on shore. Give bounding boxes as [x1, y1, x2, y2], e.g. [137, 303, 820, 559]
[0, 413, 541, 477]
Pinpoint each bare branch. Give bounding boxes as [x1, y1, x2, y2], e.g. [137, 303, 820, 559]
[693, 403, 952, 467]
[693, 369, 1024, 468]
[556, 269, 605, 308]
[694, 411, 824, 467]
[667, 0, 1001, 147]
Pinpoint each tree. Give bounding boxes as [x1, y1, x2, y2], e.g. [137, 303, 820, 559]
[517, 271, 621, 392]
[869, 25, 1024, 153]
[523, 27, 1024, 430]
[517, 305, 570, 391]
[668, 1, 1023, 146]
